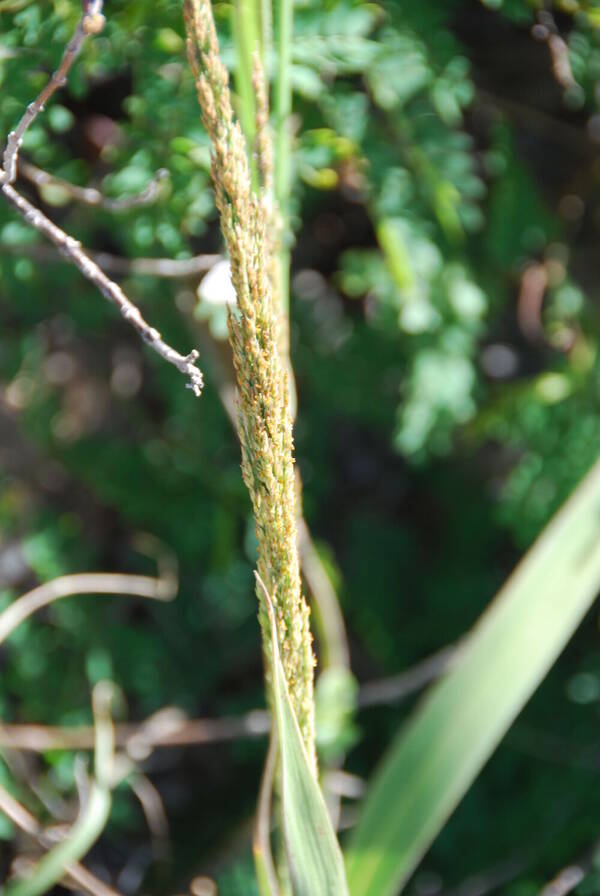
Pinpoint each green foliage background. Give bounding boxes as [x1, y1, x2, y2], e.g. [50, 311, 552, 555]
[2, 0, 600, 892]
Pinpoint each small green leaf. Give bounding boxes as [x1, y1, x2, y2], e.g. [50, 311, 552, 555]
[259, 575, 349, 896]
[346, 455, 600, 896]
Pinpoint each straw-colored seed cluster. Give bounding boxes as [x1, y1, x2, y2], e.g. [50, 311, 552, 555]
[184, 0, 315, 763]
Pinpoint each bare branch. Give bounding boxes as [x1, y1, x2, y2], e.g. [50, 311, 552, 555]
[2, 183, 204, 395]
[0, 642, 458, 753]
[20, 161, 170, 212]
[540, 840, 600, 896]
[356, 643, 460, 709]
[0, 710, 271, 753]
[0, 7, 204, 396]
[3, 712, 271, 753]
[128, 771, 170, 860]
[0, 782, 40, 837]
[541, 866, 587, 896]
[532, 10, 578, 92]
[1, 739, 70, 822]
[93, 249, 220, 279]
[517, 262, 548, 342]
[0, 1, 104, 187]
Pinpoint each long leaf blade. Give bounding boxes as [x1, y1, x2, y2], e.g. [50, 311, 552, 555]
[261, 578, 349, 896]
[346, 456, 600, 896]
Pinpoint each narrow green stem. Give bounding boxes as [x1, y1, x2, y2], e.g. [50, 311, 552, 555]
[4, 785, 111, 896]
[4, 682, 115, 896]
[233, 0, 261, 189]
[274, 0, 293, 316]
[259, 0, 273, 61]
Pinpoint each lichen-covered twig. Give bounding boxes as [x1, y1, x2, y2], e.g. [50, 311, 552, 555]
[184, 0, 315, 761]
[0, 3, 204, 397]
[20, 160, 169, 212]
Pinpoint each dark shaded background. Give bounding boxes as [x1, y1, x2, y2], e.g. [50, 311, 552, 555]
[2, 1, 600, 893]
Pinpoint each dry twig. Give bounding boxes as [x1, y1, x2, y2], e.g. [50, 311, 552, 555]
[20, 161, 170, 212]
[4, 242, 221, 279]
[0, 710, 271, 753]
[0, 2, 204, 397]
[0, 641, 459, 753]
[357, 643, 459, 709]
[0, 13, 96, 188]
[532, 10, 578, 92]
[1, 182, 204, 395]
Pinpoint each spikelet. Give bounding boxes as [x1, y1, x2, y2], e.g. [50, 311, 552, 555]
[184, 0, 315, 764]
[252, 53, 287, 357]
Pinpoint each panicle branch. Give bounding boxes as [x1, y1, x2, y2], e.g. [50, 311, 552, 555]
[184, 0, 315, 761]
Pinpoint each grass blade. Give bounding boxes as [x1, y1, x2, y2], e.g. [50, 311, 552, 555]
[5, 682, 116, 896]
[254, 729, 281, 896]
[258, 574, 349, 896]
[346, 456, 600, 896]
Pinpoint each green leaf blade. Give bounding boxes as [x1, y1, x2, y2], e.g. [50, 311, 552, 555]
[346, 455, 600, 896]
[262, 581, 349, 896]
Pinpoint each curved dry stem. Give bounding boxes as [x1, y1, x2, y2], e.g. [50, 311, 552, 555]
[296, 516, 349, 673]
[0, 783, 122, 896]
[20, 161, 169, 212]
[128, 770, 170, 860]
[0, 568, 177, 647]
[356, 643, 459, 709]
[4, 682, 116, 896]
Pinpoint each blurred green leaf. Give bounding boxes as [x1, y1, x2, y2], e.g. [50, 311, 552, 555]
[264, 583, 349, 896]
[346, 454, 600, 896]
